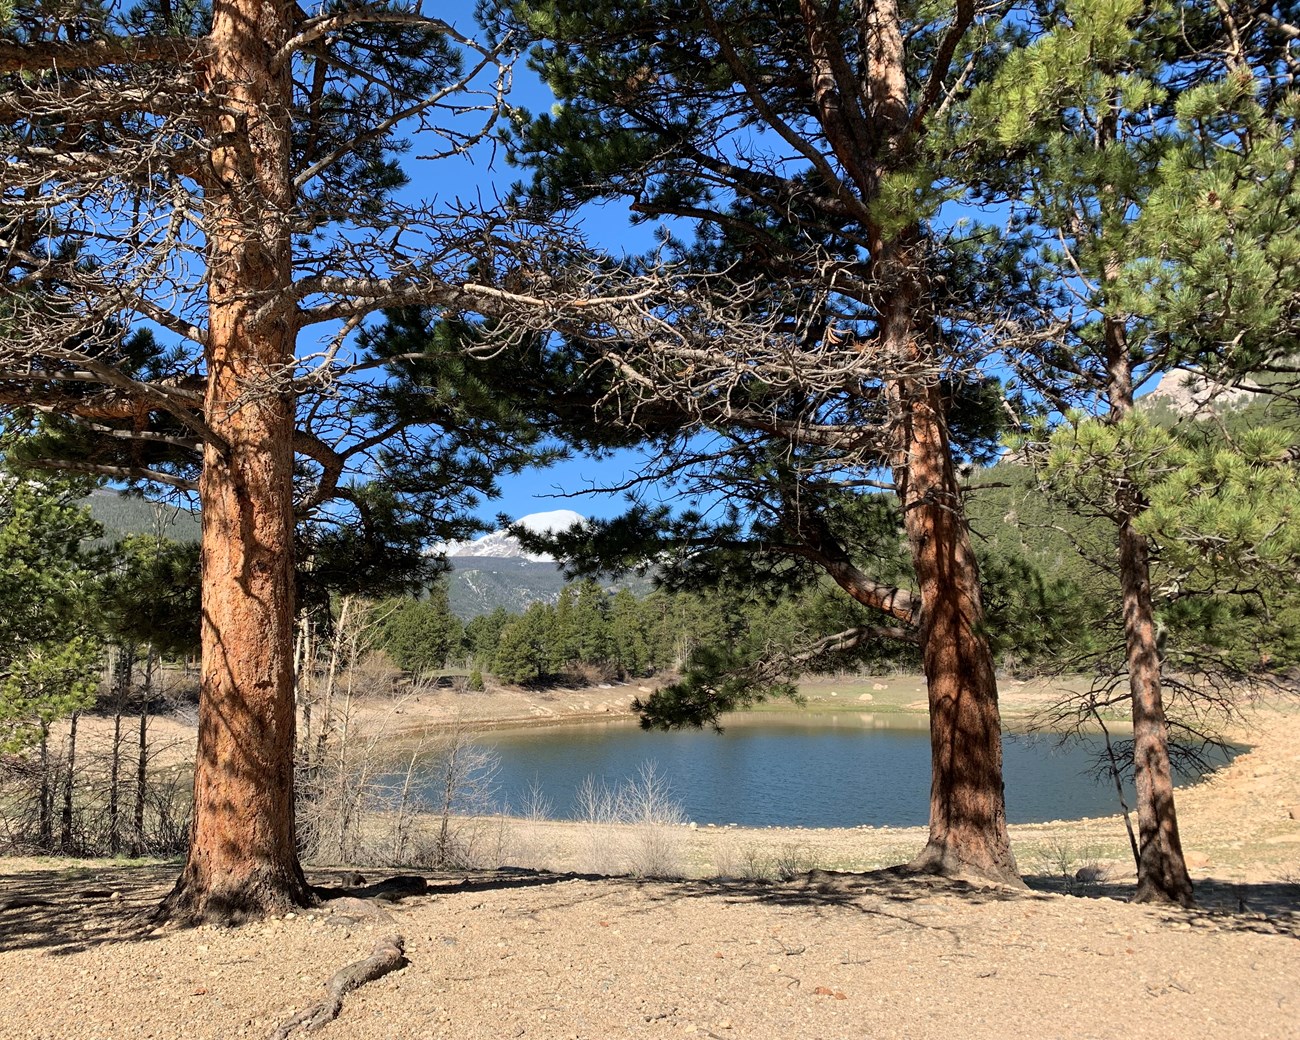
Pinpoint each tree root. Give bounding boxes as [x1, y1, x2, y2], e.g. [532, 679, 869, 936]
[270, 933, 406, 1039]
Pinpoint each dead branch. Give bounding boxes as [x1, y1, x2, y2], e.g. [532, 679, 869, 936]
[0, 37, 209, 75]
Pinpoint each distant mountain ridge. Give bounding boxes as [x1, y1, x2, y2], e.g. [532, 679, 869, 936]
[82, 495, 636, 618]
[441, 510, 653, 617]
[82, 489, 201, 546]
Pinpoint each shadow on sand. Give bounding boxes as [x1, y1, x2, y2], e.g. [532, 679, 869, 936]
[3, 862, 1296, 957]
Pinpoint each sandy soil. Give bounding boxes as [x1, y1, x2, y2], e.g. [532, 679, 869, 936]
[4, 676, 1298, 1040]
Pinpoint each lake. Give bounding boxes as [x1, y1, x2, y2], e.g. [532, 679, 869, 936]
[404, 713, 1236, 828]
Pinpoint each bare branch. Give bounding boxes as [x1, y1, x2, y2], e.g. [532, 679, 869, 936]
[0, 36, 208, 75]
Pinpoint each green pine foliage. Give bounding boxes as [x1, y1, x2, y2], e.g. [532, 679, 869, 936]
[377, 587, 465, 675]
[466, 607, 514, 666]
[0, 476, 103, 751]
[493, 602, 555, 685]
[93, 534, 201, 659]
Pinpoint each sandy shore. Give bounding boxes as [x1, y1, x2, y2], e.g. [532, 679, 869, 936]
[3, 675, 1297, 1039]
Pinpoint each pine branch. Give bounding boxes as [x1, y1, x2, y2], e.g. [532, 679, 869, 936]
[20, 457, 198, 492]
[0, 37, 208, 75]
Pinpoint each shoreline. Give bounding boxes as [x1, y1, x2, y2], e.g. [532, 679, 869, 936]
[27, 673, 1299, 887]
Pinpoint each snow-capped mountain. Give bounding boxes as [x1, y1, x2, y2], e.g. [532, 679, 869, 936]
[440, 509, 586, 562]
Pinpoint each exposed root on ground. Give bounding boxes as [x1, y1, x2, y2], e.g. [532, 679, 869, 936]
[269, 875, 429, 1036]
[312, 874, 429, 904]
[270, 933, 407, 1039]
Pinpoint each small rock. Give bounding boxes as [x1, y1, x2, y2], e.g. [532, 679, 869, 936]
[858, 693, 873, 702]
[872, 683, 887, 691]
[1287, 805, 1300, 820]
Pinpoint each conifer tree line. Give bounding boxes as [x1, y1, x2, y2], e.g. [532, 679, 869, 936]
[1, 0, 1297, 919]
[0, 466, 200, 855]
[378, 576, 922, 685]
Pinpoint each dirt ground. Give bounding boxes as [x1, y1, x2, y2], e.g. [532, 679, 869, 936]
[4, 676, 1298, 1040]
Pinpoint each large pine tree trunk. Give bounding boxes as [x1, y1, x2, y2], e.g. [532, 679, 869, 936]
[842, 2, 1017, 884]
[160, 0, 311, 923]
[896, 373, 1018, 883]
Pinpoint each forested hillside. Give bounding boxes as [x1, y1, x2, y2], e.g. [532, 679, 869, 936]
[82, 490, 201, 547]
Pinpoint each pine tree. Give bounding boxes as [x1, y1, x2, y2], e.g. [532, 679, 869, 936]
[494, 0, 1027, 882]
[964, 0, 1300, 904]
[608, 588, 650, 676]
[0, 471, 102, 753]
[572, 579, 610, 667]
[0, 0, 567, 921]
[494, 603, 553, 684]
[380, 587, 465, 675]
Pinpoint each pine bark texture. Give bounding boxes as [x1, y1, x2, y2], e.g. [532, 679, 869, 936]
[835, 0, 1019, 884]
[1105, 316, 1194, 906]
[161, 0, 311, 922]
[1118, 519, 1194, 906]
[881, 294, 1018, 883]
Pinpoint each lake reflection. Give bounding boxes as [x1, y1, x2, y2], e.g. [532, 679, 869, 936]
[410, 713, 1234, 828]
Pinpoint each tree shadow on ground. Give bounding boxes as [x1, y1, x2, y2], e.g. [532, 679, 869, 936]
[1025, 871, 1300, 939]
[596, 866, 1300, 942]
[309, 864, 602, 902]
[603, 866, 1043, 941]
[0, 862, 605, 957]
[0, 861, 179, 955]
[5, 862, 1296, 956]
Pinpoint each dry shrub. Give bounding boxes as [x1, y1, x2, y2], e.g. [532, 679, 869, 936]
[0, 725, 191, 857]
[572, 762, 687, 878]
[295, 694, 508, 871]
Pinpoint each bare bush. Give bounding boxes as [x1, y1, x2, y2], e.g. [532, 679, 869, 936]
[574, 773, 620, 874]
[571, 762, 687, 878]
[0, 720, 191, 857]
[295, 689, 507, 871]
[401, 719, 502, 869]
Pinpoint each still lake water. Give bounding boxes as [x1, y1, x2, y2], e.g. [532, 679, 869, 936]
[411, 713, 1235, 828]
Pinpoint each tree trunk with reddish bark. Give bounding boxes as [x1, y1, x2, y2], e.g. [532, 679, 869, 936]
[816, 0, 1019, 884]
[899, 381, 1017, 881]
[1118, 520, 1194, 905]
[876, 284, 1018, 883]
[159, 0, 312, 923]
